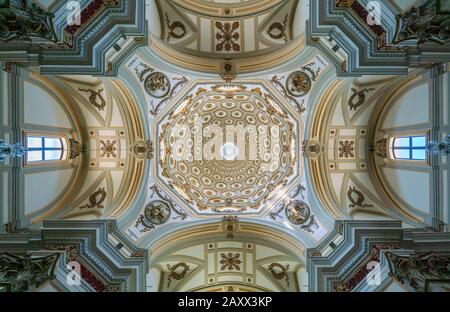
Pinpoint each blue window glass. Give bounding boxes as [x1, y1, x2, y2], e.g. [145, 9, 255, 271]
[26, 136, 64, 162]
[392, 136, 426, 160]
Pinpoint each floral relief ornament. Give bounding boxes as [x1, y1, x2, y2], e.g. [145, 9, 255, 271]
[215, 21, 240, 52]
[220, 252, 242, 271]
[338, 140, 355, 158]
[100, 140, 117, 158]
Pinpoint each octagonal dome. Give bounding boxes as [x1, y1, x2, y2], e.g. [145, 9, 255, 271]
[155, 81, 302, 216]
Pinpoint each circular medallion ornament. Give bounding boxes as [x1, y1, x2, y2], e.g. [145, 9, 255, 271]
[144, 72, 171, 98]
[144, 200, 171, 225]
[285, 200, 310, 225]
[286, 71, 312, 97]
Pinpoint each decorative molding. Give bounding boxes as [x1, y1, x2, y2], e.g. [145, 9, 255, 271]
[393, 4, 450, 46]
[144, 72, 171, 98]
[332, 243, 400, 292]
[308, 0, 450, 75]
[0, 253, 59, 292]
[131, 140, 154, 160]
[167, 262, 190, 287]
[386, 251, 450, 292]
[41, 220, 147, 292]
[149, 185, 187, 220]
[63, 0, 121, 47]
[215, 21, 241, 52]
[165, 13, 187, 42]
[100, 140, 118, 158]
[144, 200, 171, 225]
[300, 215, 319, 233]
[222, 216, 239, 239]
[307, 221, 406, 292]
[135, 62, 154, 83]
[338, 140, 355, 159]
[149, 33, 304, 74]
[79, 188, 107, 210]
[219, 252, 242, 271]
[347, 186, 373, 208]
[372, 138, 388, 158]
[303, 139, 325, 158]
[286, 71, 312, 97]
[78, 88, 107, 111]
[0, 2, 58, 43]
[267, 14, 288, 43]
[285, 200, 311, 225]
[135, 214, 154, 233]
[267, 263, 290, 287]
[0, 1, 146, 75]
[149, 76, 189, 116]
[270, 75, 305, 114]
[221, 63, 236, 83]
[348, 88, 375, 111]
[69, 139, 84, 160]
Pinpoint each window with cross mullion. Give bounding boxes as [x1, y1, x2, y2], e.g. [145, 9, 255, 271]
[392, 136, 426, 161]
[26, 136, 64, 162]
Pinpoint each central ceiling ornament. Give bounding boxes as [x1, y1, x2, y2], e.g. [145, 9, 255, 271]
[156, 81, 302, 216]
[221, 143, 238, 161]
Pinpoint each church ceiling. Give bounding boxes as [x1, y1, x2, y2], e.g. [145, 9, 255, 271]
[152, 240, 302, 292]
[23, 75, 148, 223]
[123, 48, 333, 244]
[1, 0, 449, 294]
[154, 0, 298, 59]
[156, 82, 300, 216]
[0, 0, 146, 75]
[305, 73, 439, 225]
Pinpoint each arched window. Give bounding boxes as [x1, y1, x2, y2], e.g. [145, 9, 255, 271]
[26, 136, 68, 163]
[392, 136, 426, 160]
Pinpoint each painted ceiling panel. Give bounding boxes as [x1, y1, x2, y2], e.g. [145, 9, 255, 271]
[156, 0, 299, 59]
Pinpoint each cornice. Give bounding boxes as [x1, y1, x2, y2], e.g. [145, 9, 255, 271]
[149, 33, 305, 74]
